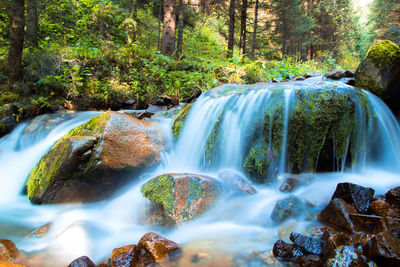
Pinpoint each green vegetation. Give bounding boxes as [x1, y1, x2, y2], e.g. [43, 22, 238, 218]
[365, 40, 400, 69]
[141, 174, 176, 214]
[171, 103, 192, 138]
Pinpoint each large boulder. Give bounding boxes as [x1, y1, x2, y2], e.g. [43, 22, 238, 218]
[25, 111, 164, 204]
[355, 40, 400, 113]
[141, 173, 223, 225]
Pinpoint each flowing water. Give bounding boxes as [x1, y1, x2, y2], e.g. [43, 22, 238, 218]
[1, 79, 400, 266]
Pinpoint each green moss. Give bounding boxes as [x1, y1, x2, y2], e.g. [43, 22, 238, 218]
[66, 111, 110, 137]
[26, 137, 74, 202]
[366, 40, 400, 69]
[172, 104, 193, 138]
[140, 174, 176, 214]
[205, 113, 223, 168]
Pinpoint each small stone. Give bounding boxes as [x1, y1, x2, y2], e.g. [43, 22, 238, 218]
[289, 232, 326, 256]
[318, 198, 360, 233]
[27, 223, 51, 239]
[272, 239, 304, 260]
[135, 232, 181, 264]
[67, 256, 95, 267]
[304, 71, 321, 78]
[331, 183, 375, 213]
[279, 177, 305, 192]
[385, 186, 400, 210]
[110, 245, 136, 267]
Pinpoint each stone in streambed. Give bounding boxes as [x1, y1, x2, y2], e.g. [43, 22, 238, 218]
[325, 245, 372, 267]
[331, 183, 375, 213]
[294, 255, 324, 267]
[385, 186, 400, 210]
[25, 111, 164, 204]
[111, 245, 136, 266]
[272, 239, 304, 260]
[0, 239, 20, 262]
[217, 169, 256, 195]
[67, 256, 95, 267]
[289, 232, 326, 256]
[271, 196, 310, 223]
[364, 231, 400, 265]
[141, 173, 222, 225]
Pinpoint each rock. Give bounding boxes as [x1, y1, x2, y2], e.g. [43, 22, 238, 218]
[364, 231, 400, 265]
[0, 262, 27, 267]
[141, 173, 222, 225]
[289, 232, 326, 256]
[171, 104, 192, 138]
[217, 169, 257, 195]
[67, 256, 95, 267]
[318, 198, 362, 233]
[321, 231, 351, 257]
[325, 69, 347, 80]
[326, 245, 370, 267]
[293, 76, 305, 81]
[279, 176, 310, 193]
[355, 40, 400, 113]
[304, 71, 321, 78]
[384, 186, 400, 210]
[146, 105, 168, 114]
[272, 239, 304, 260]
[185, 87, 202, 103]
[294, 255, 323, 267]
[27, 223, 51, 239]
[331, 183, 375, 213]
[151, 96, 175, 107]
[0, 104, 19, 137]
[0, 239, 19, 262]
[287, 74, 295, 80]
[345, 70, 355, 78]
[369, 199, 400, 219]
[111, 244, 136, 267]
[271, 196, 306, 223]
[25, 111, 164, 204]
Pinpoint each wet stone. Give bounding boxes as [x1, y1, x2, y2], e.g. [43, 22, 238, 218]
[325, 245, 369, 267]
[318, 198, 360, 233]
[321, 231, 351, 257]
[304, 71, 321, 78]
[331, 183, 375, 213]
[0, 239, 19, 262]
[110, 245, 136, 267]
[135, 232, 181, 264]
[294, 255, 323, 267]
[369, 199, 400, 219]
[289, 232, 325, 256]
[271, 196, 305, 223]
[279, 177, 306, 193]
[218, 169, 257, 195]
[385, 186, 400, 210]
[365, 231, 400, 265]
[67, 256, 95, 267]
[272, 239, 304, 260]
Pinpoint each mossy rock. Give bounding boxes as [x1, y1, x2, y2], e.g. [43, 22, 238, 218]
[141, 173, 222, 225]
[355, 40, 400, 113]
[25, 111, 164, 204]
[171, 104, 192, 138]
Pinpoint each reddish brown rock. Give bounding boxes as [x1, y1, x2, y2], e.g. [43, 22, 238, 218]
[67, 256, 95, 267]
[28, 223, 51, 239]
[272, 240, 304, 260]
[0, 262, 27, 267]
[331, 183, 375, 213]
[369, 199, 400, 218]
[110, 245, 136, 267]
[364, 231, 400, 265]
[294, 255, 323, 267]
[385, 186, 400, 210]
[0, 239, 19, 262]
[321, 231, 351, 257]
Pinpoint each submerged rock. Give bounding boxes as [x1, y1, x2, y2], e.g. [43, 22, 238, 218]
[67, 256, 95, 267]
[141, 173, 222, 225]
[25, 111, 164, 204]
[217, 169, 257, 195]
[355, 40, 400, 113]
[271, 196, 309, 223]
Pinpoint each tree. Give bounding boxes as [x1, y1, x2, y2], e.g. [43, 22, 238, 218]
[132, 0, 138, 42]
[368, 0, 400, 42]
[176, 0, 184, 58]
[251, 0, 259, 60]
[227, 0, 235, 58]
[26, 0, 38, 47]
[8, 0, 25, 83]
[239, 0, 248, 55]
[161, 0, 176, 56]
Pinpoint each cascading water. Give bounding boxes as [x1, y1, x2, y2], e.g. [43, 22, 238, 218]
[1, 78, 400, 266]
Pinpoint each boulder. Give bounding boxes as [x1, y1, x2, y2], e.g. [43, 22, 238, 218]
[67, 256, 95, 267]
[330, 183, 375, 213]
[355, 40, 400, 113]
[111, 232, 181, 267]
[325, 69, 348, 80]
[141, 173, 222, 225]
[25, 111, 164, 204]
[0, 240, 20, 262]
[171, 103, 192, 138]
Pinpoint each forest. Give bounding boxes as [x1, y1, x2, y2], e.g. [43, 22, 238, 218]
[0, 0, 400, 266]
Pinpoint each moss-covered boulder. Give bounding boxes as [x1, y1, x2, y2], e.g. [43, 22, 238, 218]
[25, 111, 164, 204]
[141, 173, 223, 225]
[355, 40, 400, 113]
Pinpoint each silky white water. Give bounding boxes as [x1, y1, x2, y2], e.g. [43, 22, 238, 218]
[1, 80, 400, 266]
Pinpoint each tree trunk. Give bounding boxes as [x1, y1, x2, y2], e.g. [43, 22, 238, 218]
[8, 0, 25, 83]
[161, 0, 176, 56]
[176, 0, 184, 58]
[250, 0, 258, 60]
[239, 0, 247, 55]
[157, 0, 163, 50]
[227, 0, 235, 58]
[132, 0, 138, 42]
[26, 0, 38, 48]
